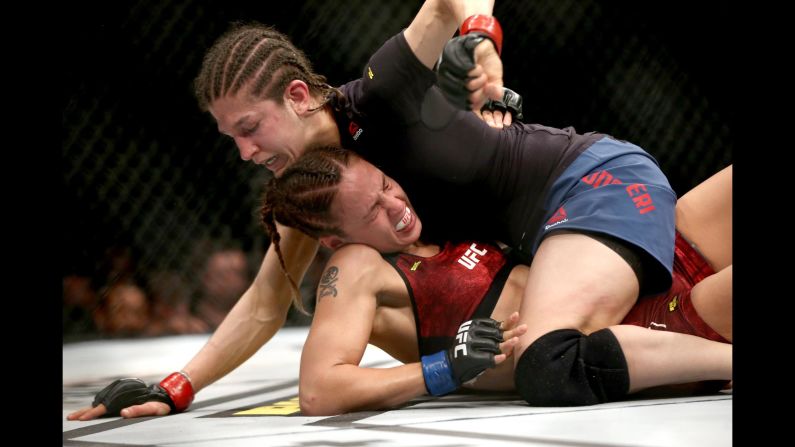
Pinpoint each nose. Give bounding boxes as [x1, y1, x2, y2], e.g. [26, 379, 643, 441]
[234, 137, 258, 161]
[383, 194, 405, 220]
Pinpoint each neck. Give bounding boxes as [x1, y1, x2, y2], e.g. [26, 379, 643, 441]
[403, 240, 439, 257]
[307, 105, 341, 147]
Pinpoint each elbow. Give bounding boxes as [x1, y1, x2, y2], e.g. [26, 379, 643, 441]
[299, 365, 362, 416]
[299, 389, 338, 417]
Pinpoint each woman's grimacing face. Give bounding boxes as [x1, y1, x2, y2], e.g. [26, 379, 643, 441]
[210, 92, 308, 177]
[326, 158, 422, 253]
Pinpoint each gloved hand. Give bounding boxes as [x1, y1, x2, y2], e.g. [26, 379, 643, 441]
[436, 33, 489, 110]
[67, 371, 194, 420]
[482, 86, 523, 121]
[421, 318, 503, 396]
[92, 378, 175, 416]
[436, 15, 505, 113]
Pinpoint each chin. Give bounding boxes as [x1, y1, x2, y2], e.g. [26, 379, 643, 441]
[385, 241, 412, 254]
[406, 222, 422, 244]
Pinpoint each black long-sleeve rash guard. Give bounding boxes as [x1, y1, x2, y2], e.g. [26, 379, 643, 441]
[331, 31, 603, 256]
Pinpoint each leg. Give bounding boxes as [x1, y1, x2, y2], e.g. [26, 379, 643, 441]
[513, 232, 640, 405]
[617, 268, 734, 394]
[676, 165, 732, 271]
[513, 233, 731, 405]
[690, 265, 732, 342]
[513, 232, 639, 351]
[610, 325, 731, 392]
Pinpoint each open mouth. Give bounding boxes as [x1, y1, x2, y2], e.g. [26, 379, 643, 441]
[395, 207, 412, 232]
[263, 155, 287, 173]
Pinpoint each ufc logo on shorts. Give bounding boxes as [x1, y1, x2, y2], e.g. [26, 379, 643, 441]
[457, 244, 487, 270]
[453, 320, 472, 358]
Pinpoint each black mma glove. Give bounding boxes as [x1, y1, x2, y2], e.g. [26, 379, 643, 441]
[436, 33, 491, 110]
[92, 378, 175, 416]
[482, 86, 524, 121]
[421, 318, 503, 396]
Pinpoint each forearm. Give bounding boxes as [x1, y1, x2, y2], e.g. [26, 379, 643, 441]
[300, 363, 426, 416]
[441, 0, 495, 24]
[182, 287, 289, 392]
[609, 325, 732, 392]
[183, 227, 319, 393]
[405, 0, 495, 69]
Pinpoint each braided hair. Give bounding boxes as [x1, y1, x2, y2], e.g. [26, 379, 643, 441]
[194, 21, 343, 112]
[260, 146, 355, 313]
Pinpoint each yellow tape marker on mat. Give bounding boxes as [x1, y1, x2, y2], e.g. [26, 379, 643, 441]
[235, 396, 301, 415]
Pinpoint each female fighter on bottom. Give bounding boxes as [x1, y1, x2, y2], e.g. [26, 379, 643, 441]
[260, 146, 731, 415]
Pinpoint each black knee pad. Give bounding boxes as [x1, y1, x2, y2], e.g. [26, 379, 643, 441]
[514, 328, 629, 406]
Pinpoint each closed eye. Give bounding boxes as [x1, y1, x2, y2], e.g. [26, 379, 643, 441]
[241, 122, 260, 137]
[365, 204, 380, 222]
[383, 174, 390, 191]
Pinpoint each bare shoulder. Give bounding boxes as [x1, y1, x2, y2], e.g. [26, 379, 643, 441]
[322, 244, 392, 283]
[327, 245, 389, 271]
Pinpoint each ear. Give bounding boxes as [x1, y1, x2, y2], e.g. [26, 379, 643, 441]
[284, 80, 312, 115]
[318, 235, 345, 250]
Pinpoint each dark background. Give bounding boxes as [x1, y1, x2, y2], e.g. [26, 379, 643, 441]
[62, 0, 737, 338]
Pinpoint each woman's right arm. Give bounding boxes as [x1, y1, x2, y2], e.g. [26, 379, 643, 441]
[404, 0, 495, 69]
[182, 225, 319, 392]
[404, 0, 503, 110]
[67, 225, 319, 420]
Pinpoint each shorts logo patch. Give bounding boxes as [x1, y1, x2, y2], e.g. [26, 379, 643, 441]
[581, 170, 623, 188]
[544, 206, 568, 230]
[626, 183, 656, 214]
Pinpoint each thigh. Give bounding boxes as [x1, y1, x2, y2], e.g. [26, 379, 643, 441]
[515, 232, 640, 354]
[676, 165, 732, 271]
[690, 264, 732, 342]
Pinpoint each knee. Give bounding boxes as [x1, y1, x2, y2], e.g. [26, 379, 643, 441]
[514, 328, 630, 406]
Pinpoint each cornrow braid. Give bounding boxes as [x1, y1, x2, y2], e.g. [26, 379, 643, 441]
[194, 21, 344, 112]
[259, 146, 355, 314]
